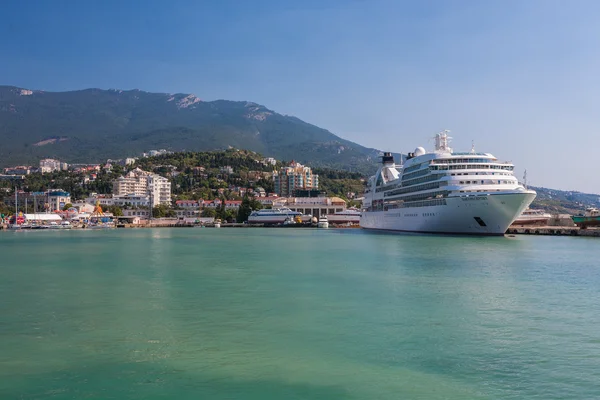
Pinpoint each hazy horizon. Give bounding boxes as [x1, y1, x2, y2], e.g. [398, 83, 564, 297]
[2, 0, 600, 193]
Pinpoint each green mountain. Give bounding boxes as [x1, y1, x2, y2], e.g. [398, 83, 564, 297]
[0, 85, 395, 173]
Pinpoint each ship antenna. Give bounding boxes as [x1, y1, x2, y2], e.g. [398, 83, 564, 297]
[523, 169, 528, 189]
[470, 140, 476, 154]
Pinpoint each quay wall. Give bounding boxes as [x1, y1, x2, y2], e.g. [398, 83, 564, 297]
[506, 226, 600, 237]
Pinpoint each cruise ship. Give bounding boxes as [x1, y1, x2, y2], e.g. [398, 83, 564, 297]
[360, 131, 536, 235]
[248, 208, 311, 224]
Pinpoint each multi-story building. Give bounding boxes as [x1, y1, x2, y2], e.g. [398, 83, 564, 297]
[275, 196, 346, 218]
[273, 161, 319, 197]
[89, 194, 150, 208]
[47, 190, 71, 211]
[113, 168, 171, 207]
[148, 174, 171, 207]
[40, 159, 68, 173]
[4, 166, 31, 175]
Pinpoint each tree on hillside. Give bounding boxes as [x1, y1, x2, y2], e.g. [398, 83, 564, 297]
[236, 194, 263, 223]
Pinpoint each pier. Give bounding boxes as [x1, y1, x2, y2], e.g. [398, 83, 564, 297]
[506, 226, 600, 237]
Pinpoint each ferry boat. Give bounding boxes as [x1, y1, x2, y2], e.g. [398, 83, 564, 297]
[571, 207, 600, 228]
[512, 208, 552, 226]
[327, 208, 361, 224]
[360, 131, 536, 235]
[248, 208, 311, 224]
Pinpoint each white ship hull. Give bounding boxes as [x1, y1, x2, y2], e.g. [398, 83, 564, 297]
[360, 192, 535, 235]
[248, 215, 311, 224]
[327, 214, 361, 224]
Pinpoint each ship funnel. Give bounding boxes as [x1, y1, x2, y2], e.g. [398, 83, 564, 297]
[381, 152, 395, 164]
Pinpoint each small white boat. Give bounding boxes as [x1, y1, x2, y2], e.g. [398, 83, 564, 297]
[61, 221, 72, 229]
[214, 219, 221, 228]
[317, 215, 329, 229]
[49, 222, 61, 229]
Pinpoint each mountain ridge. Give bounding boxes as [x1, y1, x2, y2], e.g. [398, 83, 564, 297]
[0, 85, 397, 173]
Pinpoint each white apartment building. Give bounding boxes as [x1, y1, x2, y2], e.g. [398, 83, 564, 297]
[148, 174, 171, 207]
[113, 168, 171, 207]
[40, 159, 68, 173]
[89, 195, 150, 208]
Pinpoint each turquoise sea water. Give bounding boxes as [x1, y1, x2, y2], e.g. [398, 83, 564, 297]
[1, 228, 599, 399]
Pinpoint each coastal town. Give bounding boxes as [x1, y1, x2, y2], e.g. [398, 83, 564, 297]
[0, 149, 363, 229]
[1, 147, 599, 235]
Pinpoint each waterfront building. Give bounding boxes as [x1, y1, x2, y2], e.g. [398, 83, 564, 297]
[113, 168, 171, 206]
[255, 196, 280, 208]
[148, 174, 172, 207]
[274, 196, 346, 218]
[47, 190, 71, 211]
[175, 209, 201, 219]
[273, 161, 319, 197]
[87, 194, 150, 208]
[123, 209, 151, 218]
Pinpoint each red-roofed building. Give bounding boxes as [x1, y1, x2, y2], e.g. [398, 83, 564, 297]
[224, 200, 242, 209]
[175, 200, 201, 208]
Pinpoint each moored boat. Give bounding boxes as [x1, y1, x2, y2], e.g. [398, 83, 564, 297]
[512, 208, 552, 226]
[571, 208, 600, 228]
[248, 208, 311, 225]
[317, 215, 329, 228]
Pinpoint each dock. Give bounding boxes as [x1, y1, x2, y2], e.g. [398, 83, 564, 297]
[507, 226, 600, 237]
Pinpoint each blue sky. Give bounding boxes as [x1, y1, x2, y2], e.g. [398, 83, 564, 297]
[2, 0, 600, 193]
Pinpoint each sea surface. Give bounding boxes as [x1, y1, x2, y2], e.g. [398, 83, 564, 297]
[1, 228, 599, 399]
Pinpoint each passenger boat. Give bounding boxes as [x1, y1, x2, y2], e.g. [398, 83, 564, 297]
[360, 131, 536, 235]
[248, 208, 311, 224]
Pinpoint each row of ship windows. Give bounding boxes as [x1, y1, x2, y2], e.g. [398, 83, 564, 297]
[385, 181, 442, 197]
[458, 180, 512, 185]
[386, 190, 450, 203]
[376, 171, 514, 193]
[376, 182, 401, 193]
[450, 172, 511, 176]
[400, 173, 441, 187]
[401, 168, 430, 181]
[431, 158, 493, 164]
[367, 198, 447, 211]
[403, 163, 423, 173]
[431, 164, 514, 171]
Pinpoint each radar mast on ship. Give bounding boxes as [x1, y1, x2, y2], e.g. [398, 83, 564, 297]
[434, 130, 452, 153]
